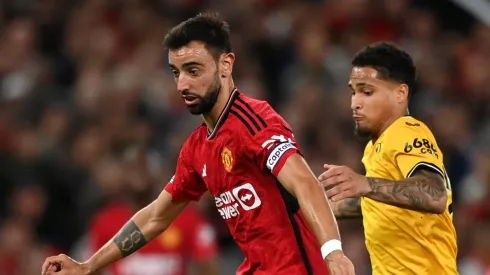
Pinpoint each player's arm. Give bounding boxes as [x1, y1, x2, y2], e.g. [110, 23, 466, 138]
[329, 198, 362, 219]
[322, 127, 448, 214]
[42, 191, 188, 275]
[42, 144, 206, 275]
[277, 154, 344, 258]
[365, 129, 448, 214]
[322, 164, 448, 214]
[251, 123, 354, 272]
[83, 191, 188, 274]
[365, 168, 447, 214]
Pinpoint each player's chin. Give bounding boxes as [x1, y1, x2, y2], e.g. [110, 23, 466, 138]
[354, 124, 371, 138]
[187, 105, 203, 115]
[186, 103, 208, 115]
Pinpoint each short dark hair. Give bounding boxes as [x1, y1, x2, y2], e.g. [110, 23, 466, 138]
[352, 42, 416, 94]
[163, 13, 232, 59]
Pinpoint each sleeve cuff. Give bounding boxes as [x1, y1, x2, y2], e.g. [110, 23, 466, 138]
[164, 184, 200, 202]
[406, 161, 445, 179]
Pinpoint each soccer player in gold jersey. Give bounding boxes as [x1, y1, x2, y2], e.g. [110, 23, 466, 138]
[319, 42, 458, 275]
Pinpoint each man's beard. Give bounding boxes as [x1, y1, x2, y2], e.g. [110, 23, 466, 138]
[354, 123, 372, 139]
[186, 73, 221, 115]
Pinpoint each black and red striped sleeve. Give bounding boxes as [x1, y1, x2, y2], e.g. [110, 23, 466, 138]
[228, 96, 302, 177]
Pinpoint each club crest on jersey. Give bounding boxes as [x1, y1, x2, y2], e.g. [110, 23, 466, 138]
[221, 147, 234, 172]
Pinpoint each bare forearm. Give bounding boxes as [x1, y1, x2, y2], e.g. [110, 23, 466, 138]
[297, 183, 341, 243]
[331, 198, 362, 219]
[83, 191, 188, 274]
[365, 170, 447, 213]
[277, 154, 341, 246]
[83, 202, 166, 273]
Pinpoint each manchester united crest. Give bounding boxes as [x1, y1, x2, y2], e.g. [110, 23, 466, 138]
[221, 147, 234, 172]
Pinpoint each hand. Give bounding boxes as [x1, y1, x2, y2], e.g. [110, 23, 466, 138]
[41, 254, 89, 275]
[325, 250, 356, 275]
[318, 164, 371, 202]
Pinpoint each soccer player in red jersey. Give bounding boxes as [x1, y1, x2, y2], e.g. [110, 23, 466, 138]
[41, 13, 355, 275]
[88, 146, 218, 275]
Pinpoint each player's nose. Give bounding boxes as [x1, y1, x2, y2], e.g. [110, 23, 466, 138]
[350, 93, 364, 110]
[176, 75, 191, 92]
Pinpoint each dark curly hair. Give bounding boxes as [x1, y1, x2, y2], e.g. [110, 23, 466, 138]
[352, 42, 416, 96]
[163, 12, 232, 60]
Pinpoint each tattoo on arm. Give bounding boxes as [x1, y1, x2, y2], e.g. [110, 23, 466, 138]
[333, 197, 362, 219]
[113, 220, 148, 257]
[366, 169, 447, 213]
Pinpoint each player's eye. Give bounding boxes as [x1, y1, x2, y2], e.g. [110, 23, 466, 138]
[172, 70, 179, 78]
[189, 69, 199, 77]
[363, 90, 373, 96]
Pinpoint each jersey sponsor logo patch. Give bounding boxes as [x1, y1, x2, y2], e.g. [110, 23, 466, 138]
[404, 138, 439, 158]
[405, 121, 421, 126]
[221, 147, 234, 172]
[214, 183, 262, 220]
[266, 142, 296, 171]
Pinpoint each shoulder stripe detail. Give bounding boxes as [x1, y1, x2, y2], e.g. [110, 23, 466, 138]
[232, 104, 262, 132]
[406, 161, 445, 179]
[236, 97, 268, 128]
[283, 125, 293, 133]
[230, 109, 256, 136]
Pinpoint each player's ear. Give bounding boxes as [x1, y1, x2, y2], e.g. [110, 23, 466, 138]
[396, 84, 409, 103]
[219, 53, 235, 78]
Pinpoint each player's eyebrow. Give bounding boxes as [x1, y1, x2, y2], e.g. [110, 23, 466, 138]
[183, 61, 204, 68]
[169, 61, 204, 70]
[348, 83, 354, 92]
[349, 82, 373, 90]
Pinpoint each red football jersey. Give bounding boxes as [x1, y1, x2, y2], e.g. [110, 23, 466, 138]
[89, 202, 218, 275]
[165, 89, 328, 275]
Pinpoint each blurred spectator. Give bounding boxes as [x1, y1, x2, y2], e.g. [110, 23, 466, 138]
[459, 223, 490, 275]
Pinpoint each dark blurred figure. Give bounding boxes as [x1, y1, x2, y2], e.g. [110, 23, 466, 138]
[0, 217, 56, 275]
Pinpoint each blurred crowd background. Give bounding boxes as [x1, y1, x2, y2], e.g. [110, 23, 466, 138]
[0, 0, 489, 274]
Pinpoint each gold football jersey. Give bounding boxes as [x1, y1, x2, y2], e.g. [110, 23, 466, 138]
[361, 116, 458, 275]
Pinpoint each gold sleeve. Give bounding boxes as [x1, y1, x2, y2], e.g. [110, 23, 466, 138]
[388, 126, 445, 179]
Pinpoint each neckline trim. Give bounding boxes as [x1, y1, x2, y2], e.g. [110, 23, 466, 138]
[207, 87, 239, 140]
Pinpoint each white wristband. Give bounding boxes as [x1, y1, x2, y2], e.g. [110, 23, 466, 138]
[321, 239, 342, 259]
